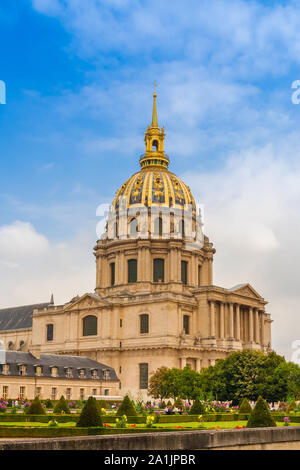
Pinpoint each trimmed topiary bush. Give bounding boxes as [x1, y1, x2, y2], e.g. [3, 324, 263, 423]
[116, 395, 137, 417]
[189, 397, 206, 415]
[76, 396, 103, 428]
[239, 398, 252, 414]
[173, 398, 184, 410]
[53, 396, 70, 414]
[287, 401, 297, 413]
[247, 396, 276, 428]
[26, 397, 46, 415]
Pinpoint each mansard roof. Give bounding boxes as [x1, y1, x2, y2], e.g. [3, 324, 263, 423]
[0, 351, 119, 381]
[0, 302, 52, 331]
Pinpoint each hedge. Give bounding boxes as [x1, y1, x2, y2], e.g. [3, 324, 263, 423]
[0, 413, 253, 424]
[0, 426, 195, 439]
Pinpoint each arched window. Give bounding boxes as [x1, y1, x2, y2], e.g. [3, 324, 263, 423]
[46, 324, 54, 342]
[128, 259, 137, 283]
[83, 315, 98, 336]
[153, 258, 164, 283]
[152, 140, 158, 151]
[19, 340, 25, 351]
[140, 314, 149, 334]
[129, 218, 138, 238]
[8, 341, 14, 350]
[114, 221, 118, 239]
[154, 217, 163, 237]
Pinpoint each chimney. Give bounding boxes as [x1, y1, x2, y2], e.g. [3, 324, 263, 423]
[29, 346, 41, 360]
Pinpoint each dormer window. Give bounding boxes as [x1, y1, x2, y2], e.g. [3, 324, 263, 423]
[91, 369, 98, 379]
[19, 365, 26, 376]
[66, 368, 72, 378]
[51, 367, 58, 378]
[79, 369, 85, 379]
[103, 370, 110, 380]
[2, 364, 9, 375]
[36, 366, 42, 377]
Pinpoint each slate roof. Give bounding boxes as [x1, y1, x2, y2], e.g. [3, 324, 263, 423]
[0, 351, 119, 381]
[0, 302, 52, 331]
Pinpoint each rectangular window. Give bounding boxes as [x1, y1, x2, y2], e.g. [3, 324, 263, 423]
[19, 365, 26, 376]
[92, 389, 97, 396]
[110, 262, 115, 286]
[35, 387, 41, 398]
[80, 388, 85, 400]
[104, 389, 109, 396]
[36, 366, 42, 377]
[2, 386, 8, 399]
[66, 388, 71, 400]
[66, 368, 72, 378]
[139, 363, 148, 390]
[51, 367, 58, 377]
[153, 258, 164, 283]
[128, 259, 137, 283]
[181, 261, 188, 285]
[92, 369, 98, 379]
[140, 314, 149, 334]
[79, 369, 85, 378]
[51, 388, 57, 400]
[19, 386, 25, 399]
[120, 319, 123, 327]
[198, 265, 201, 287]
[183, 315, 190, 335]
[47, 324, 54, 341]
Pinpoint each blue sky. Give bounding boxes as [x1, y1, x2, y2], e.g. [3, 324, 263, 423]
[1, 0, 300, 358]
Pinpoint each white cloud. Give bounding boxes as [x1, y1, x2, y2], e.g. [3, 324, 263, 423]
[0, 222, 49, 262]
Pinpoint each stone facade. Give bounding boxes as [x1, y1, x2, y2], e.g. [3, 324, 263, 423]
[0, 91, 272, 400]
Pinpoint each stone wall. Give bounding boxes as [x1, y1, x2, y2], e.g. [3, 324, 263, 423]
[1, 426, 300, 450]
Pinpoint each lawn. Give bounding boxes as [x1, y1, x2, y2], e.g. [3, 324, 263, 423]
[0, 420, 296, 430]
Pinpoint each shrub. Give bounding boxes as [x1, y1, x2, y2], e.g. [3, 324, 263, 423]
[247, 396, 276, 428]
[53, 396, 70, 414]
[239, 398, 252, 414]
[189, 398, 206, 415]
[26, 397, 46, 415]
[116, 395, 137, 417]
[173, 398, 184, 410]
[44, 399, 53, 409]
[76, 397, 103, 428]
[97, 400, 108, 411]
[287, 401, 297, 413]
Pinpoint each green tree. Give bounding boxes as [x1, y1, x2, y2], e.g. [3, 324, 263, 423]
[189, 397, 206, 415]
[77, 397, 103, 427]
[53, 396, 70, 414]
[247, 396, 276, 428]
[148, 366, 170, 399]
[238, 397, 252, 414]
[26, 397, 46, 415]
[116, 395, 137, 416]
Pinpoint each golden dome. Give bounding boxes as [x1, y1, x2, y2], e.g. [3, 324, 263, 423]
[112, 168, 196, 210]
[112, 86, 196, 211]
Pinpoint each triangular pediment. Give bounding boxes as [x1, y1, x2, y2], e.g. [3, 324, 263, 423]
[228, 283, 264, 300]
[63, 293, 110, 311]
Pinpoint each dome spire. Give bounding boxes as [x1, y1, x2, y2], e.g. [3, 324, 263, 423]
[151, 81, 158, 128]
[140, 85, 169, 170]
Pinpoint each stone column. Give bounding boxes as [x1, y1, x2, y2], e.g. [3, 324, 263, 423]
[254, 308, 259, 343]
[137, 247, 143, 282]
[261, 311, 265, 346]
[208, 258, 213, 285]
[210, 300, 215, 337]
[235, 304, 241, 341]
[229, 303, 234, 339]
[249, 307, 254, 342]
[181, 357, 186, 369]
[145, 246, 151, 281]
[196, 358, 202, 372]
[220, 303, 225, 339]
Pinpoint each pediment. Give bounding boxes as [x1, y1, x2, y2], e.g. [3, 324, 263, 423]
[229, 283, 263, 300]
[63, 293, 110, 311]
